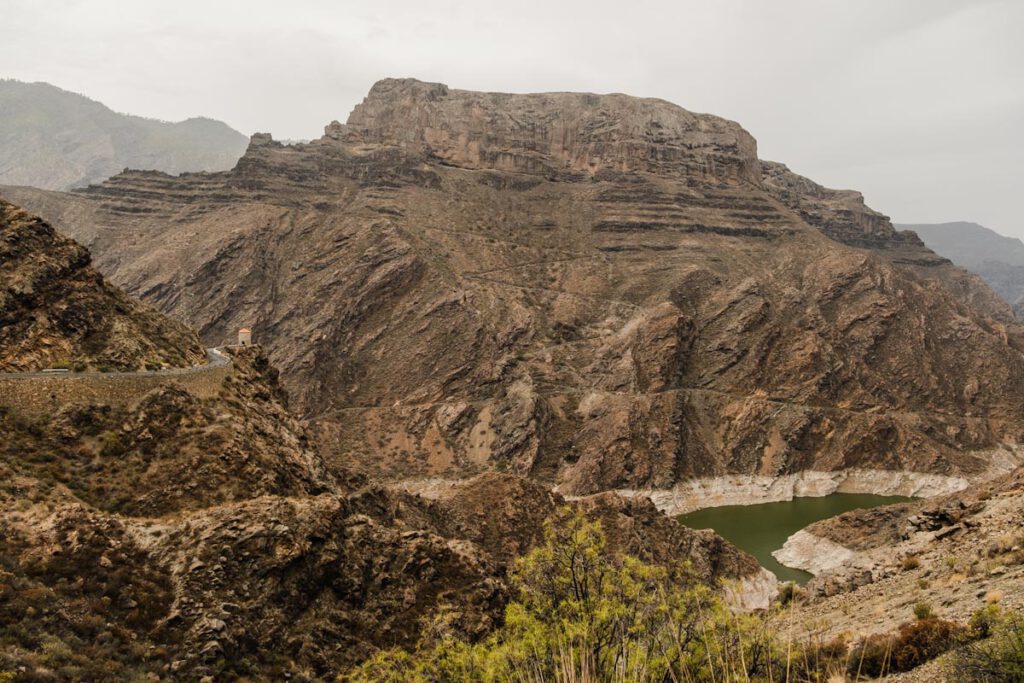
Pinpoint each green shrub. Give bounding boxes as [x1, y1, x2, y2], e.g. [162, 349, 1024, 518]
[97, 431, 126, 457]
[347, 510, 981, 682]
[970, 604, 1004, 639]
[914, 601, 935, 620]
[956, 608, 1024, 682]
[349, 509, 800, 682]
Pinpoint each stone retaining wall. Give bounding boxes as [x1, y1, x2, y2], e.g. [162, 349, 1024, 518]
[0, 363, 232, 419]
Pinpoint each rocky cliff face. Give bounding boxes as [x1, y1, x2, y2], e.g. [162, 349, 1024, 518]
[0, 80, 249, 191]
[0, 198, 205, 371]
[6, 79, 1024, 497]
[338, 77, 761, 183]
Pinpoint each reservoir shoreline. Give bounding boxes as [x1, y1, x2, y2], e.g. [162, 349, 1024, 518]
[613, 448, 1020, 516]
[678, 493, 913, 583]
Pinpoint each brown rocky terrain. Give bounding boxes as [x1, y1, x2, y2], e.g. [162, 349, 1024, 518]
[5, 78, 1023, 498]
[398, 472, 760, 583]
[1, 346, 335, 517]
[0, 198, 205, 371]
[774, 466, 1024, 673]
[1, 426, 761, 679]
[0, 199, 762, 679]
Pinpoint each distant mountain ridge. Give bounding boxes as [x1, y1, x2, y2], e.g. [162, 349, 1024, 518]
[0, 79, 249, 190]
[897, 221, 1024, 315]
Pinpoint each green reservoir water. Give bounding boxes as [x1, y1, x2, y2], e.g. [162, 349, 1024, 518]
[678, 494, 912, 584]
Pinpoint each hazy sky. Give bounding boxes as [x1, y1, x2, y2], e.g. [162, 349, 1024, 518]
[4, 0, 1023, 237]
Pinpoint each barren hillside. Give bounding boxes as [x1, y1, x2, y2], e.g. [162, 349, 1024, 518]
[6, 78, 1024, 496]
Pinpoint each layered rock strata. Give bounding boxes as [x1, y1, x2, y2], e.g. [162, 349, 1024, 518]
[5, 79, 1024, 496]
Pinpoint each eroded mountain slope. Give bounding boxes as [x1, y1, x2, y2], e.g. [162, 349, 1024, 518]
[0, 198, 761, 679]
[6, 78, 1024, 496]
[898, 220, 1024, 317]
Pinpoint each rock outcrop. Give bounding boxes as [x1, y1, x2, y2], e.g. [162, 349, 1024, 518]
[340, 77, 761, 183]
[775, 466, 1024, 644]
[0, 198, 205, 371]
[406, 472, 760, 584]
[6, 79, 1024, 497]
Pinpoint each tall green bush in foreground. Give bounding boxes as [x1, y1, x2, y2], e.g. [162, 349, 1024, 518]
[348, 508, 796, 682]
[346, 507, 993, 682]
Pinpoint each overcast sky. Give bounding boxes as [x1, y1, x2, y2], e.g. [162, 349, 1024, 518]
[4, 0, 1023, 237]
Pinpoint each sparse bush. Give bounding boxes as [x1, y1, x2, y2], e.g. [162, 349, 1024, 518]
[347, 508, 795, 682]
[914, 601, 935, 620]
[97, 430, 125, 457]
[970, 604, 1004, 639]
[790, 635, 849, 682]
[902, 554, 921, 571]
[778, 580, 801, 606]
[850, 616, 963, 678]
[955, 608, 1024, 682]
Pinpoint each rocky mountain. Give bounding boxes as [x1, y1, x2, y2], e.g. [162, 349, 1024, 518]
[6, 78, 1024, 499]
[0, 80, 248, 191]
[898, 221, 1024, 316]
[0, 198, 761, 679]
[0, 198, 205, 371]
